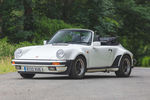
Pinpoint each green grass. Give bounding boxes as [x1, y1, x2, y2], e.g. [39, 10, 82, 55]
[0, 57, 16, 74]
[142, 56, 150, 67]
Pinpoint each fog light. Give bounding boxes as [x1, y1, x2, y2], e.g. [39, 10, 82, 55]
[48, 67, 56, 71]
[15, 66, 21, 70]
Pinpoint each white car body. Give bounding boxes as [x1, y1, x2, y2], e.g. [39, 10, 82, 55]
[12, 29, 134, 78]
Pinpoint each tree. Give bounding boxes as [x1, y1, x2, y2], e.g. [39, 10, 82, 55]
[1, 0, 150, 66]
[34, 0, 119, 36]
[115, 0, 150, 65]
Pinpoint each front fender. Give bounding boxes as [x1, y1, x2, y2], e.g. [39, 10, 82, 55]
[64, 48, 90, 68]
[64, 48, 88, 60]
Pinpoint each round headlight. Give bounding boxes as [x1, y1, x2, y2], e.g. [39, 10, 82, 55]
[15, 49, 23, 59]
[56, 49, 64, 58]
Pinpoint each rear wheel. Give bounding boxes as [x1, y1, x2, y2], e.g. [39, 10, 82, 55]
[20, 73, 35, 79]
[115, 55, 132, 77]
[69, 56, 86, 79]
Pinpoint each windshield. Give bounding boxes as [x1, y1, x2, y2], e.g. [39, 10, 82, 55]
[48, 30, 92, 45]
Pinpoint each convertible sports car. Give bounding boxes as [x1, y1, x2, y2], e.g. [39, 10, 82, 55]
[12, 29, 134, 79]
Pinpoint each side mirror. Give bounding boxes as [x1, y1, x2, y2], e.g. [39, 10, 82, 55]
[93, 41, 101, 46]
[43, 40, 47, 45]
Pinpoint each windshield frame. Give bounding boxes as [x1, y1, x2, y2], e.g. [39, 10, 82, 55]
[48, 29, 94, 45]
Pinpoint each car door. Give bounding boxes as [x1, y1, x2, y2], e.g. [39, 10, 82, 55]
[89, 46, 113, 67]
[107, 46, 118, 66]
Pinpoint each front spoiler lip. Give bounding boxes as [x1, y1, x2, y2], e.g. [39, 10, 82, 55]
[18, 71, 69, 75]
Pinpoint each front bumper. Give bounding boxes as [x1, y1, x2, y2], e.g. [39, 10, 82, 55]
[12, 59, 72, 74]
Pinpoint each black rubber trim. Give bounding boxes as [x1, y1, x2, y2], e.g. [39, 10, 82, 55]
[13, 61, 66, 65]
[111, 55, 122, 67]
[87, 66, 118, 70]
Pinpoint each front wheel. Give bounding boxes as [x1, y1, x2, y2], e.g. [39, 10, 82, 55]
[115, 55, 132, 77]
[20, 73, 35, 79]
[69, 56, 86, 79]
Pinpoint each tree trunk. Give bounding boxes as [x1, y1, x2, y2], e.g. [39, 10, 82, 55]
[61, 0, 74, 22]
[23, 0, 33, 31]
[0, 0, 3, 35]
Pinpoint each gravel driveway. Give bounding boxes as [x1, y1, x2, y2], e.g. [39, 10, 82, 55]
[0, 67, 150, 100]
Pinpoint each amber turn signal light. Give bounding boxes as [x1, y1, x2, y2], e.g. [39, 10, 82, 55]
[52, 62, 60, 65]
[12, 61, 15, 64]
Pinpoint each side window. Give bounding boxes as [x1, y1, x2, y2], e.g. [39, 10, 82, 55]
[93, 35, 100, 42]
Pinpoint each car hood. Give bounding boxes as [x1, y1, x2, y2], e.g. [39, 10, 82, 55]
[19, 44, 85, 60]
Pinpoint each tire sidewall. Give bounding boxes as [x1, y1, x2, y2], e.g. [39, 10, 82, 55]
[69, 56, 86, 79]
[20, 73, 35, 79]
[116, 55, 132, 77]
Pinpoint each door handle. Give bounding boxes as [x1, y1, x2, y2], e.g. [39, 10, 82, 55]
[108, 49, 112, 52]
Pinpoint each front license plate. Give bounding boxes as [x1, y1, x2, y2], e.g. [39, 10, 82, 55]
[24, 66, 43, 72]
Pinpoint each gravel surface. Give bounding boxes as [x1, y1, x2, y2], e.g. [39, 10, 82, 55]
[0, 67, 150, 100]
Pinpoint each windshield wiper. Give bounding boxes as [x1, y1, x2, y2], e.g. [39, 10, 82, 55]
[52, 41, 90, 45]
[52, 43, 68, 45]
[64, 41, 90, 44]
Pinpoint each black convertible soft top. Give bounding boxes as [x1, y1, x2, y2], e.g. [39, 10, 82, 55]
[94, 35, 119, 45]
[100, 37, 119, 45]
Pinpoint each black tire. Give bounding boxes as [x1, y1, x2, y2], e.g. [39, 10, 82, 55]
[20, 73, 35, 79]
[69, 56, 86, 79]
[115, 55, 132, 77]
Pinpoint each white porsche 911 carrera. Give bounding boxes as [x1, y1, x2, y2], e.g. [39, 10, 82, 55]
[12, 29, 134, 79]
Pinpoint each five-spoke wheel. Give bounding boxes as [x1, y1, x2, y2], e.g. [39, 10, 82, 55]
[69, 56, 86, 79]
[115, 55, 132, 77]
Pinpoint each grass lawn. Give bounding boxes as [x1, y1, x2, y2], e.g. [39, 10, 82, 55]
[0, 57, 16, 74]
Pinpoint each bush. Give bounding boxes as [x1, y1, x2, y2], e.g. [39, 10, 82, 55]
[142, 56, 150, 67]
[0, 57, 16, 74]
[0, 38, 16, 58]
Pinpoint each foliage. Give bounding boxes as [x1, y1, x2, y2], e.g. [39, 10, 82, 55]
[0, 0, 25, 42]
[0, 38, 16, 58]
[34, 0, 119, 36]
[0, 57, 16, 74]
[33, 16, 82, 43]
[142, 56, 150, 67]
[114, 0, 150, 65]
[0, 0, 150, 66]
